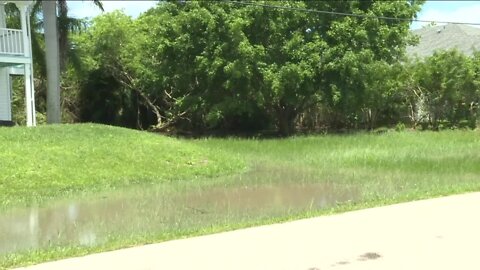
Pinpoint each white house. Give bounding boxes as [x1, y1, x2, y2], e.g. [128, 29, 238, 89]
[0, 0, 35, 126]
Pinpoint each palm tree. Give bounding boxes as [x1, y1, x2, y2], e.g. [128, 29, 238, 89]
[42, 1, 60, 123]
[42, 0, 103, 123]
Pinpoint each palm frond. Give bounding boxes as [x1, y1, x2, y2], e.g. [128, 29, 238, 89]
[91, 0, 104, 12]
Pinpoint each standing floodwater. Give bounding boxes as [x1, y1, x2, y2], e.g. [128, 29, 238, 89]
[0, 165, 359, 256]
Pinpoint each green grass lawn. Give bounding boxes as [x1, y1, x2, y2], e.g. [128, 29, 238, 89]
[1, 124, 480, 268]
[0, 124, 245, 209]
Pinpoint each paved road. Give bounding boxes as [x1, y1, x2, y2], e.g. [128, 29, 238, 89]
[15, 192, 480, 270]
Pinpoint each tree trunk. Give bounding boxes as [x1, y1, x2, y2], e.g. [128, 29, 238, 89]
[276, 105, 297, 137]
[43, 1, 61, 124]
[57, 0, 69, 72]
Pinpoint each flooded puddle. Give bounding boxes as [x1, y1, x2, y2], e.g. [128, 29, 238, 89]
[0, 165, 359, 256]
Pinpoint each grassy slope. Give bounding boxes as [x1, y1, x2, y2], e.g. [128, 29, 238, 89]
[0, 124, 245, 208]
[2, 125, 480, 268]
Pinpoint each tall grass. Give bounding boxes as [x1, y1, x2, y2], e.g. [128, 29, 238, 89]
[194, 130, 480, 201]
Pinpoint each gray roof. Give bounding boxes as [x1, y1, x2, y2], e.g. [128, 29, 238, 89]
[406, 24, 480, 58]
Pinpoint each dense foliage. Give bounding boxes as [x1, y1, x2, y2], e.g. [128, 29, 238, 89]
[407, 51, 480, 129]
[12, 0, 480, 134]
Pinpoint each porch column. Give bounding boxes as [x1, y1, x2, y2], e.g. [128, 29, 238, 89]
[19, 3, 36, 126]
[0, 3, 5, 28]
[0, 4, 12, 122]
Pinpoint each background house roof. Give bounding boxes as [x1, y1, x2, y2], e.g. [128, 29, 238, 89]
[407, 24, 480, 58]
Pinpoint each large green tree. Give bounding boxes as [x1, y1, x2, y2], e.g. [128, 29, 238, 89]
[74, 0, 426, 135]
[73, 11, 138, 127]
[136, 1, 423, 135]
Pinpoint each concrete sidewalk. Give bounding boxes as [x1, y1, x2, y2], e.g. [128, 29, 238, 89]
[16, 192, 480, 270]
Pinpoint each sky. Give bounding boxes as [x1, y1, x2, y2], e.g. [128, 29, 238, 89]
[412, 1, 480, 29]
[68, 0, 159, 19]
[68, 1, 480, 29]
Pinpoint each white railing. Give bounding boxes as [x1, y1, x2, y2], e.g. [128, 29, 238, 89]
[0, 28, 24, 55]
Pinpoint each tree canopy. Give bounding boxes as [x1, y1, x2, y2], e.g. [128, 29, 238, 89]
[16, 0, 480, 135]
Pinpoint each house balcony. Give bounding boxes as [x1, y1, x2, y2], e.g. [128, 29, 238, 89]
[0, 27, 24, 55]
[0, 27, 30, 67]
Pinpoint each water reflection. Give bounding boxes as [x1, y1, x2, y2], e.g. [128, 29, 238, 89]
[0, 169, 359, 256]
